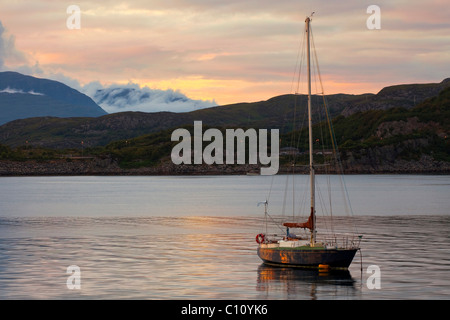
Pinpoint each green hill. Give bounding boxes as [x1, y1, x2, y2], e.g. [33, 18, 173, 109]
[0, 93, 345, 148]
[1, 78, 449, 149]
[0, 86, 449, 174]
[59, 86, 450, 171]
[97, 86, 450, 171]
[0, 78, 449, 174]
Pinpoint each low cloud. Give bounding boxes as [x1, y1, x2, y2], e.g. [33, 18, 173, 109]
[2, 1, 449, 108]
[0, 18, 217, 114]
[0, 87, 44, 95]
[81, 82, 217, 113]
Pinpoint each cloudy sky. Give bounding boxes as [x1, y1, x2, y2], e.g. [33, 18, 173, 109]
[0, 0, 449, 112]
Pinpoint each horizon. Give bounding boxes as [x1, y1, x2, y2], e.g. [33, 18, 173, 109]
[3, 69, 448, 114]
[0, 0, 449, 112]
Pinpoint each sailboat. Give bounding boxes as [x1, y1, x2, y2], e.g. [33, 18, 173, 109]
[256, 14, 361, 269]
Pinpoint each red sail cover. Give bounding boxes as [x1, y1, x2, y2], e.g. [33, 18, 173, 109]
[283, 213, 314, 230]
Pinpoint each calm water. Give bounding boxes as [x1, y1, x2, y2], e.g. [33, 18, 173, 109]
[0, 175, 449, 300]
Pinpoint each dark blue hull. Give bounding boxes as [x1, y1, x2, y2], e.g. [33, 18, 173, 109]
[257, 247, 358, 269]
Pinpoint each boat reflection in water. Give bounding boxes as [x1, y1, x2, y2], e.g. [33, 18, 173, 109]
[256, 264, 358, 299]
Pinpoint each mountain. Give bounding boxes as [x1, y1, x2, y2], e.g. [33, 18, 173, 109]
[341, 78, 450, 116]
[0, 71, 107, 125]
[335, 86, 450, 172]
[0, 94, 348, 148]
[88, 85, 450, 173]
[0, 85, 449, 174]
[0, 77, 448, 149]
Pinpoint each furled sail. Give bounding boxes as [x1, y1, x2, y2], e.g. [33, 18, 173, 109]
[283, 211, 314, 231]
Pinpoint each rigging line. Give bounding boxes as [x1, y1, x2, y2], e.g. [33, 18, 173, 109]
[312, 26, 350, 237]
[309, 35, 332, 230]
[280, 27, 306, 173]
[265, 211, 286, 234]
[295, 101, 308, 165]
[268, 20, 308, 227]
[310, 27, 327, 153]
[277, 25, 306, 160]
[292, 170, 295, 219]
[310, 27, 334, 224]
[294, 29, 307, 95]
[326, 115, 359, 232]
[286, 26, 308, 172]
[288, 31, 306, 165]
[291, 60, 308, 169]
[290, 26, 306, 94]
[293, 29, 309, 169]
[289, 93, 298, 165]
[281, 174, 290, 217]
[296, 171, 309, 220]
[324, 114, 359, 232]
[316, 178, 332, 235]
[310, 24, 359, 236]
[310, 27, 324, 96]
[311, 27, 336, 155]
[266, 174, 276, 204]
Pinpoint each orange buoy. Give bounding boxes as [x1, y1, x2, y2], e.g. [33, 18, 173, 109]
[318, 264, 330, 270]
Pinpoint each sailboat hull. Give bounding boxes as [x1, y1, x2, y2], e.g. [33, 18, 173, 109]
[257, 247, 358, 269]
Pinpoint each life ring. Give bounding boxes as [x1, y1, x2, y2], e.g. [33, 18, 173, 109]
[256, 233, 265, 244]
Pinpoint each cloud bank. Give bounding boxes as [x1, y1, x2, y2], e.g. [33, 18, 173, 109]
[0, 19, 216, 114]
[1, 1, 449, 107]
[81, 82, 216, 113]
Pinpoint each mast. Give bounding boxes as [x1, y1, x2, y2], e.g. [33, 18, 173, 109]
[306, 15, 316, 246]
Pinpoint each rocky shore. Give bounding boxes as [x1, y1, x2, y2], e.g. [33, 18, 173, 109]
[1, 155, 449, 176]
[0, 157, 262, 176]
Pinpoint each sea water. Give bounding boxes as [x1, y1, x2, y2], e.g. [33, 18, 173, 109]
[0, 175, 449, 300]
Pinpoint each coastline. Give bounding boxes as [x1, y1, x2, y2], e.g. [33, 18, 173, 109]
[1, 157, 449, 176]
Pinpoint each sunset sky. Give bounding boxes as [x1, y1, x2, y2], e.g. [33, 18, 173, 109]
[0, 0, 449, 112]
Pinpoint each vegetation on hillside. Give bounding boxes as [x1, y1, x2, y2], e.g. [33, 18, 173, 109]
[1, 87, 449, 170]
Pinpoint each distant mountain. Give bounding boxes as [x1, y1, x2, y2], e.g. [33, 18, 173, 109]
[0, 77, 449, 149]
[0, 71, 107, 125]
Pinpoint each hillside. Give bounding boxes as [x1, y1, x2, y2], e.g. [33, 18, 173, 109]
[0, 71, 107, 125]
[340, 78, 450, 116]
[0, 78, 448, 149]
[0, 94, 344, 148]
[104, 86, 450, 173]
[317, 86, 450, 173]
[1, 86, 448, 175]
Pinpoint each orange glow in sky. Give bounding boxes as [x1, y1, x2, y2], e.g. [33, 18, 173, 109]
[0, 0, 448, 110]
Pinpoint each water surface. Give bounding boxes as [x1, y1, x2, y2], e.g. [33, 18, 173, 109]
[0, 175, 449, 299]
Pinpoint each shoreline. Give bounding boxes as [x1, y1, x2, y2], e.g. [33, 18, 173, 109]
[1, 158, 449, 177]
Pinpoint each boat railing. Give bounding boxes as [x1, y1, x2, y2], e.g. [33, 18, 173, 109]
[318, 233, 362, 249]
[261, 233, 362, 249]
